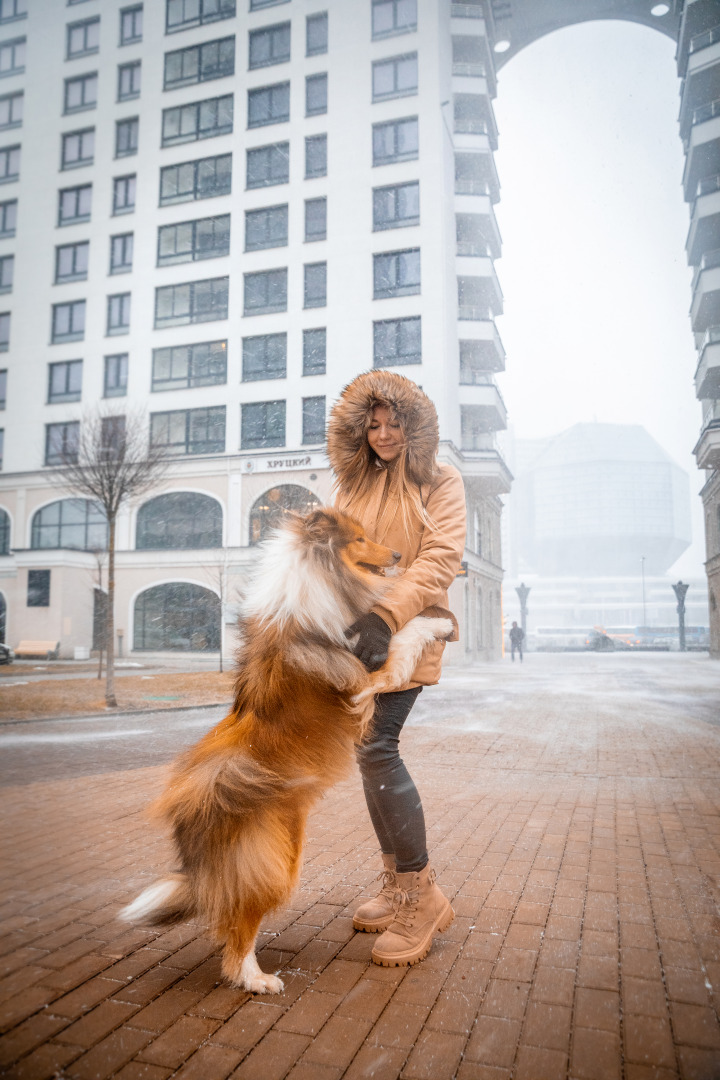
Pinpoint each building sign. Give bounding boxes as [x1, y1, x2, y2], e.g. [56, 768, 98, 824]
[240, 454, 326, 475]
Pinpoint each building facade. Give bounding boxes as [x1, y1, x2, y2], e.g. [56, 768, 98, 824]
[0, 0, 510, 662]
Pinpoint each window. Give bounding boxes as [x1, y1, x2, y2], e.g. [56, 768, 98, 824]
[116, 117, 138, 157]
[150, 405, 225, 455]
[305, 133, 326, 178]
[373, 118, 417, 168]
[120, 5, 142, 45]
[67, 18, 99, 58]
[48, 359, 82, 403]
[52, 300, 84, 342]
[155, 276, 229, 327]
[0, 91, 22, 128]
[248, 82, 289, 128]
[28, 569, 50, 607]
[0, 505, 8, 552]
[45, 421, 79, 465]
[302, 395, 325, 444]
[162, 93, 233, 146]
[104, 352, 128, 397]
[243, 268, 286, 316]
[372, 0, 416, 38]
[373, 180, 419, 230]
[374, 315, 420, 366]
[0, 0, 26, 22]
[0, 253, 12, 292]
[134, 582, 220, 651]
[0, 36, 24, 75]
[31, 498, 107, 550]
[251, 0, 290, 8]
[55, 240, 88, 282]
[110, 233, 133, 273]
[0, 198, 15, 234]
[160, 153, 231, 205]
[164, 36, 234, 89]
[249, 22, 290, 69]
[304, 262, 326, 308]
[107, 292, 131, 334]
[136, 492, 222, 550]
[304, 197, 326, 241]
[249, 484, 319, 544]
[245, 204, 287, 251]
[59, 185, 90, 226]
[305, 73, 327, 116]
[113, 174, 135, 215]
[0, 368, 5, 408]
[101, 414, 126, 458]
[0, 311, 8, 350]
[0, 143, 19, 182]
[454, 93, 486, 135]
[372, 53, 417, 102]
[152, 339, 227, 392]
[64, 73, 97, 113]
[242, 332, 286, 381]
[118, 61, 141, 101]
[158, 213, 230, 265]
[247, 141, 288, 188]
[306, 12, 327, 56]
[62, 128, 94, 169]
[374, 248, 420, 298]
[166, 0, 235, 33]
[241, 400, 285, 449]
[303, 327, 325, 375]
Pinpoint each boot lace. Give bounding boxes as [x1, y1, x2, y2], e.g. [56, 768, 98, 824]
[389, 868, 436, 930]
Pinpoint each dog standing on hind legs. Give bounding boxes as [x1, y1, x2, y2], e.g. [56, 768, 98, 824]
[120, 507, 452, 994]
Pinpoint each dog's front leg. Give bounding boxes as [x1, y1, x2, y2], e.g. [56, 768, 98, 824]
[222, 930, 284, 994]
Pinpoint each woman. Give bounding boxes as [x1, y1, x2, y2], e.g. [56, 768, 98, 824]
[326, 370, 466, 968]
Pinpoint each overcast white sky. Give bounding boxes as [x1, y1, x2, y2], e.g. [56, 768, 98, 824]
[492, 18, 706, 577]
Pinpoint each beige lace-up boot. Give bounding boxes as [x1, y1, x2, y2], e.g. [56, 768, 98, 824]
[370, 864, 454, 966]
[352, 853, 397, 932]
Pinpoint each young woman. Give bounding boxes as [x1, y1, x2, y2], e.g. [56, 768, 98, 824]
[326, 370, 467, 967]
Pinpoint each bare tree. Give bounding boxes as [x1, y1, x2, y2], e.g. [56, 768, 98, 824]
[52, 407, 169, 707]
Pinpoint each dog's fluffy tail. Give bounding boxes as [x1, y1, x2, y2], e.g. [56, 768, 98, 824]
[120, 872, 194, 927]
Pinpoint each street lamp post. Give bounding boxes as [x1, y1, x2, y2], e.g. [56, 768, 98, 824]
[672, 581, 689, 652]
[516, 582, 531, 641]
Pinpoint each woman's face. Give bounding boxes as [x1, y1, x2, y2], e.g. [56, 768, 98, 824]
[367, 405, 403, 462]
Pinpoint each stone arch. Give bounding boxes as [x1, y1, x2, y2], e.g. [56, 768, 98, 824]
[30, 499, 107, 551]
[249, 484, 320, 546]
[136, 491, 223, 550]
[133, 581, 221, 652]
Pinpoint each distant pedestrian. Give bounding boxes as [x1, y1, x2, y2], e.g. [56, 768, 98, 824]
[509, 621, 524, 663]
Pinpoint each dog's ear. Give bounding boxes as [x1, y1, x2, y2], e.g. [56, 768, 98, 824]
[304, 509, 334, 542]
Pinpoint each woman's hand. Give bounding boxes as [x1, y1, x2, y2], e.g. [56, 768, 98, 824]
[345, 612, 392, 672]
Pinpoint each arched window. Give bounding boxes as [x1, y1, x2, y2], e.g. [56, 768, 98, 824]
[136, 492, 222, 550]
[249, 484, 320, 546]
[0, 509, 9, 555]
[134, 583, 220, 652]
[31, 499, 107, 551]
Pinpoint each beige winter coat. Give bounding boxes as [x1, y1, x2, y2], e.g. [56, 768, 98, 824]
[327, 371, 467, 687]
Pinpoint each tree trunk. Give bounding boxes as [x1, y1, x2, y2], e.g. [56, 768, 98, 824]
[106, 515, 117, 708]
[97, 647, 103, 680]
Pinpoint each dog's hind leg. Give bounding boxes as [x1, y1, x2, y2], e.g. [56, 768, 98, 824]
[222, 913, 284, 994]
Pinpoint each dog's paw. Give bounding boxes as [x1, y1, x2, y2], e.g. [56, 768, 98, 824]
[244, 971, 284, 994]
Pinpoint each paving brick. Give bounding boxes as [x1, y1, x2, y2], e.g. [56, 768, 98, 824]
[571, 1027, 621, 1080]
[669, 1002, 720, 1050]
[663, 965, 713, 1006]
[624, 1014, 677, 1069]
[336, 974, 397, 1024]
[514, 1044, 568, 1080]
[274, 990, 341, 1036]
[66, 1025, 153, 1080]
[0, 1009, 71, 1067]
[480, 978, 530, 1021]
[529, 966, 575, 1007]
[114, 1064, 172, 1080]
[574, 987, 621, 1033]
[676, 1045, 720, 1080]
[211, 1000, 284, 1051]
[55, 999, 139, 1047]
[171, 1043, 244, 1080]
[136, 1016, 220, 1068]
[425, 989, 478, 1035]
[301, 1014, 373, 1067]
[465, 1016, 521, 1067]
[112, 965, 183, 1006]
[285, 1063, 343, 1080]
[621, 976, 668, 1018]
[6, 1039, 83, 1080]
[401, 1029, 465, 1079]
[521, 1001, 571, 1051]
[344, 1042, 409, 1080]
[125, 989, 205, 1034]
[368, 1002, 430, 1050]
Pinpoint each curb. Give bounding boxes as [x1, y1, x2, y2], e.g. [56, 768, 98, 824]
[0, 700, 232, 729]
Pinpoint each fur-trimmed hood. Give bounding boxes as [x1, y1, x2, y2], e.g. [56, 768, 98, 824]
[327, 371, 439, 489]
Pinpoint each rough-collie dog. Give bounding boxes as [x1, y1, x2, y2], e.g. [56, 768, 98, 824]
[121, 508, 452, 994]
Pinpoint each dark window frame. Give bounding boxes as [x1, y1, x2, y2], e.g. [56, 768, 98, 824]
[372, 115, 418, 167]
[0, 34, 24, 75]
[61, 127, 94, 170]
[305, 72, 327, 116]
[306, 11, 328, 56]
[118, 60, 141, 101]
[247, 80, 290, 128]
[55, 239, 89, 283]
[0, 197, 15, 234]
[58, 184, 90, 226]
[373, 179, 419, 231]
[104, 352, 128, 397]
[64, 71, 97, 114]
[51, 299, 85, 343]
[151, 338, 227, 392]
[0, 90, 22, 129]
[305, 132, 327, 178]
[112, 173, 136, 215]
[0, 310, 8, 351]
[242, 331, 286, 382]
[302, 326, 326, 375]
[304, 196, 326, 242]
[31, 498, 108, 552]
[160, 152, 232, 205]
[373, 314, 421, 367]
[157, 213, 230, 266]
[0, 143, 19, 182]
[249, 21, 290, 69]
[164, 35, 235, 90]
[0, 367, 6, 409]
[27, 569, 51, 607]
[120, 4, 143, 45]
[244, 203, 288, 251]
[246, 140, 289, 188]
[372, 52, 417, 102]
[304, 261, 327, 309]
[66, 17, 99, 59]
[44, 420, 80, 465]
[161, 92, 234, 146]
[241, 399, 285, 450]
[302, 394, 325, 444]
[165, 0, 236, 34]
[0, 252, 12, 292]
[109, 232, 133, 274]
[150, 404, 226, 456]
[115, 116, 139, 157]
[107, 291, 131, 335]
[372, 0, 417, 40]
[136, 491, 223, 550]
[243, 267, 287, 316]
[373, 247, 420, 299]
[0, 0, 27, 24]
[154, 275, 229, 328]
[48, 358, 83, 404]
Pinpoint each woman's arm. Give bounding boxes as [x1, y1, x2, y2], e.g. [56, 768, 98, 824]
[372, 465, 466, 633]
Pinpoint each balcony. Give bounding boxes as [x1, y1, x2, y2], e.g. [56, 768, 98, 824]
[454, 150, 500, 202]
[690, 247, 720, 330]
[454, 93, 498, 149]
[459, 320, 505, 373]
[678, 2, 720, 77]
[687, 180, 720, 264]
[695, 326, 720, 397]
[456, 208, 501, 260]
[458, 380, 507, 431]
[682, 106, 720, 201]
[679, 43, 720, 140]
[694, 417, 720, 469]
[457, 261, 503, 317]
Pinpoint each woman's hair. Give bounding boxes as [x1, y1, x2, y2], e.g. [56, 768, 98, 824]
[336, 407, 436, 539]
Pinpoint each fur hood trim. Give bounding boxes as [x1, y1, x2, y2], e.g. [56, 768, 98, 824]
[327, 370, 439, 488]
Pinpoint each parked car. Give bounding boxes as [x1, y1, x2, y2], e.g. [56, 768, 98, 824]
[0, 642, 14, 664]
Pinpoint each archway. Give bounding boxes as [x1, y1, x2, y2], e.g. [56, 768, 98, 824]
[136, 491, 223, 550]
[133, 582, 221, 652]
[248, 485, 320, 546]
[31, 499, 107, 551]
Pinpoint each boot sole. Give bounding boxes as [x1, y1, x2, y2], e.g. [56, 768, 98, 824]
[371, 905, 455, 967]
[353, 918, 393, 933]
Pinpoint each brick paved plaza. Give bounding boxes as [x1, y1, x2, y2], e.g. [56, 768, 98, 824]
[0, 653, 719, 1080]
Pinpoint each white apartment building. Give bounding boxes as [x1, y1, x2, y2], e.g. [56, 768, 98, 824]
[0, 0, 510, 662]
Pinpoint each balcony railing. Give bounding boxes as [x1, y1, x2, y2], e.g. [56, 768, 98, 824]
[457, 240, 489, 257]
[458, 305, 491, 320]
[700, 326, 720, 351]
[692, 98, 720, 127]
[455, 179, 490, 196]
[459, 369, 494, 385]
[689, 25, 720, 55]
[696, 174, 720, 199]
[451, 3, 483, 18]
[461, 432, 496, 452]
[692, 247, 720, 291]
[452, 62, 485, 77]
[454, 119, 488, 135]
